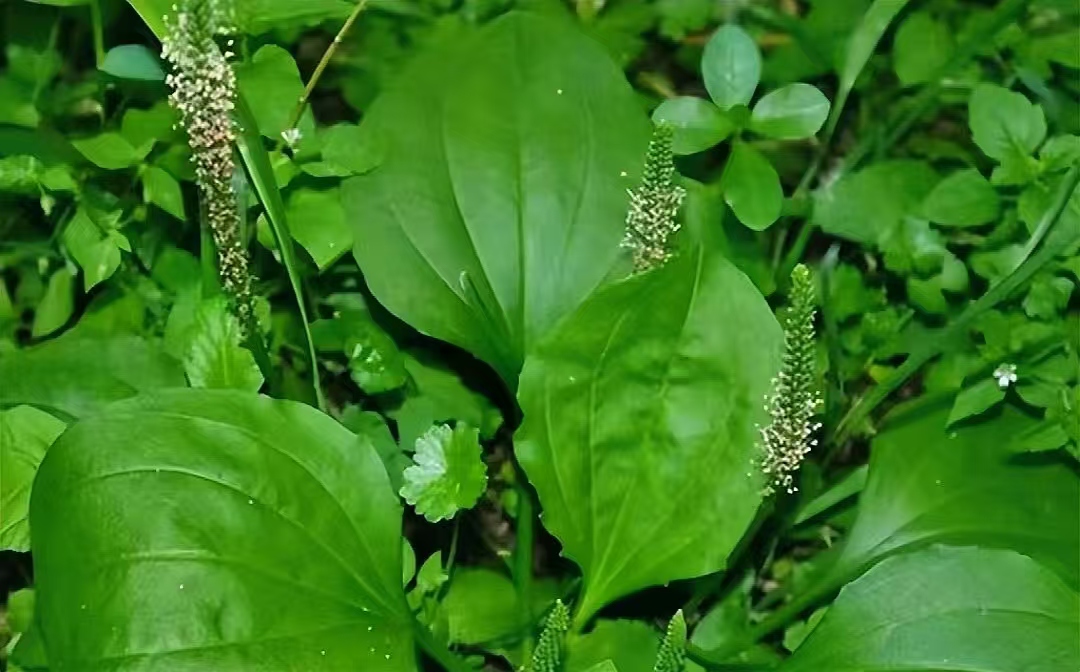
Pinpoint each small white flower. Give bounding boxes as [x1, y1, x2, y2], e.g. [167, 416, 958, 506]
[281, 127, 302, 149]
[993, 363, 1018, 389]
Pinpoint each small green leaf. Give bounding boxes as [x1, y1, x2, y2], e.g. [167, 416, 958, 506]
[31, 267, 75, 338]
[701, 25, 761, 110]
[0, 406, 66, 551]
[920, 168, 1000, 227]
[891, 11, 952, 86]
[947, 378, 1006, 426]
[285, 187, 352, 270]
[121, 102, 180, 150]
[319, 123, 384, 175]
[749, 83, 830, 139]
[567, 620, 658, 672]
[235, 45, 314, 142]
[71, 132, 151, 170]
[183, 298, 264, 392]
[969, 84, 1047, 161]
[652, 611, 687, 672]
[651, 97, 733, 155]
[100, 44, 165, 81]
[61, 208, 123, 291]
[813, 160, 939, 244]
[1040, 135, 1080, 172]
[142, 165, 186, 220]
[1023, 274, 1073, 319]
[400, 423, 487, 523]
[720, 143, 782, 231]
[781, 547, 1080, 672]
[346, 326, 407, 396]
[440, 568, 557, 645]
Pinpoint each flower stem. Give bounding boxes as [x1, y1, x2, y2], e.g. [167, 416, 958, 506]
[90, 0, 105, 68]
[281, 0, 369, 141]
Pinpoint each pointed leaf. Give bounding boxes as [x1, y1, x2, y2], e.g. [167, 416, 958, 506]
[183, 298, 264, 392]
[516, 247, 781, 624]
[343, 12, 650, 385]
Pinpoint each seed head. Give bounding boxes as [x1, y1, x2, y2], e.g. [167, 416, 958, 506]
[162, 0, 257, 337]
[622, 124, 685, 273]
[757, 264, 822, 496]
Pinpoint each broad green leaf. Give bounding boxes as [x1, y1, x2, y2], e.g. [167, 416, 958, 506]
[969, 84, 1047, 161]
[920, 168, 1000, 227]
[71, 132, 151, 170]
[516, 247, 782, 624]
[946, 378, 1006, 425]
[319, 123, 384, 175]
[749, 83, 830, 140]
[701, 25, 761, 110]
[0, 335, 185, 418]
[0, 406, 65, 551]
[782, 546, 1080, 672]
[833, 399, 1080, 587]
[720, 143, 782, 231]
[100, 44, 165, 81]
[567, 620, 658, 672]
[30, 390, 415, 670]
[183, 298, 264, 392]
[651, 97, 733, 155]
[343, 12, 649, 384]
[400, 423, 487, 523]
[31, 267, 75, 338]
[440, 568, 557, 645]
[813, 160, 938, 244]
[891, 11, 952, 86]
[235, 45, 315, 144]
[286, 187, 351, 271]
[142, 165, 186, 220]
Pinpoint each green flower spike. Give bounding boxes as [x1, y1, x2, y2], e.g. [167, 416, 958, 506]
[530, 599, 571, 672]
[653, 610, 687, 672]
[622, 124, 686, 273]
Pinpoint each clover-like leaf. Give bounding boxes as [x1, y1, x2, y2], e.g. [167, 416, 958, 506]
[400, 423, 487, 522]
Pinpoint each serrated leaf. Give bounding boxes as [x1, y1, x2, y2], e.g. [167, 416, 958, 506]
[720, 143, 782, 231]
[400, 423, 487, 522]
[1, 406, 66, 551]
[701, 25, 761, 110]
[749, 83, 830, 140]
[651, 97, 733, 155]
[183, 298, 264, 392]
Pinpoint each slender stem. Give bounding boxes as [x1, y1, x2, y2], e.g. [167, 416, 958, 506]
[514, 481, 536, 662]
[446, 517, 462, 577]
[90, 0, 105, 68]
[832, 162, 1080, 446]
[281, 0, 369, 140]
[413, 619, 474, 672]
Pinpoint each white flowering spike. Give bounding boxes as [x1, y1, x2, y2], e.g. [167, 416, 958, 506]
[162, 0, 257, 337]
[993, 363, 1017, 389]
[758, 264, 822, 496]
[622, 124, 686, 273]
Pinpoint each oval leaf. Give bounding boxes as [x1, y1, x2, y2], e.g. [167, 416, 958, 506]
[516, 247, 782, 624]
[651, 97, 733, 155]
[921, 168, 1001, 227]
[750, 83, 830, 140]
[343, 12, 650, 385]
[834, 400, 1080, 587]
[782, 546, 1080, 672]
[701, 25, 761, 110]
[100, 44, 165, 81]
[720, 143, 782, 231]
[30, 390, 415, 670]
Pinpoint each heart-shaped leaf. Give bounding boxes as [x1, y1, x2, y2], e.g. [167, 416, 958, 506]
[30, 390, 415, 670]
[343, 11, 650, 385]
[516, 247, 781, 624]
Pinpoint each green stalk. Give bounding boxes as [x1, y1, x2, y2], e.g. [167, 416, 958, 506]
[412, 618, 474, 672]
[833, 162, 1080, 446]
[279, 0, 370, 149]
[515, 481, 536, 662]
[90, 0, 105, 68]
